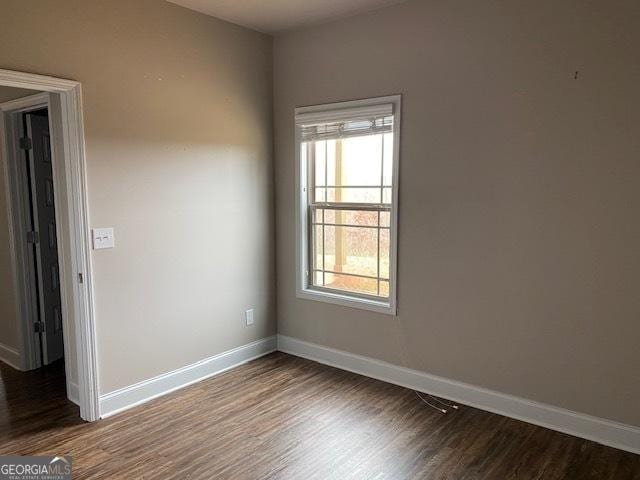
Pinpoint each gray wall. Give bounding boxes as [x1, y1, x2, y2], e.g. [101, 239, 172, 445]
[0, 0, 275, 392]
[274, 0, 640, 426]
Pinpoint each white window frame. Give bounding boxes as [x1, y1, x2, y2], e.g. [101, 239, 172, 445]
[295, 95, 401, 315]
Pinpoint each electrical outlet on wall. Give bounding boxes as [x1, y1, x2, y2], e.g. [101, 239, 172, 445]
[245, 309, 254, 326]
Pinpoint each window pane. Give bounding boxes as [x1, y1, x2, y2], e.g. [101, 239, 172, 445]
[314, 271, 324, 286]
[382, 187, 392, 204]
[380, 229, 390, 280]
[313, 225, 323, 270]
[323, 209, 380, 227]
[314, 142, 326, 186]
[314, 187, 326, 202]
[324, 225, 378, 278]
[380, 211, 391, 227]
[383, 132, 394, 186]
[326, 139, 337, 186]
[311, 207, 391, 298]
[312, 208, 324, 224]
[313, 135, 386, 188]
[314, 141, 327, 186]
[379, 280, 390, 297]
[339, 135, 383, 186]
[326, 187, 381, 204]
[325, 272, 378, 296]
[302, 142, 309, 179]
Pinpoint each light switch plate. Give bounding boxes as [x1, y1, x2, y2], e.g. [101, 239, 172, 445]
[93, 228, 115, 250]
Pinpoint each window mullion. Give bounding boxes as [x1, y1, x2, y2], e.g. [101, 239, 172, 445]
[377, 210, 381, 296]
[309, 202, 390, 211]
[380, 131, 385, 205]
[321, 209, 325, 287]
[378, 132, 384, 295]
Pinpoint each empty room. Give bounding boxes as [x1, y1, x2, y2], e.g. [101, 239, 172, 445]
[0, 0, 638, 478]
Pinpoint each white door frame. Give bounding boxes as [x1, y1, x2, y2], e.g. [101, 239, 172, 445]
[0, 69, 99, 422]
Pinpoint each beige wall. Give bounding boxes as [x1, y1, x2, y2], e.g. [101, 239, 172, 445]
[0, 86, 35, 103]
[0, 0, 275, 392]
[274, 0, 640, 426]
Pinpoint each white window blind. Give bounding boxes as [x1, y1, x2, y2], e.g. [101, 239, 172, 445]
[296, 103, 393, 142]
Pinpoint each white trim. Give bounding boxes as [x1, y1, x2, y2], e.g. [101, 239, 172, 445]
[277, 335, 640, 455]
[0, 69, 99, 421]
[295, 95, 401, 316]
[296, 289, 394, 315]
[0, 342, 21, 370]
[67, 381, 80, 406]
[0, 70, 77, 92]
[0, 92, 50, 112]
[59, 85, 100, 422]
[99, 336, 277, 418]
[48, 93, 78, 408]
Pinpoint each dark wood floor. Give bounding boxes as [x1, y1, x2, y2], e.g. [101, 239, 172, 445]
[1, 353, 638, 479]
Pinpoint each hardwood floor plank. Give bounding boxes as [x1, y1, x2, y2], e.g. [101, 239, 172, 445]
[1, 353, 638, 479]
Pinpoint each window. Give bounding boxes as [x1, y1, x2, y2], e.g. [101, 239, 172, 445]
[295, 96, 401, 315]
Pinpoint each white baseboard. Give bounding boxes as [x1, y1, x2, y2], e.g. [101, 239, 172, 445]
[0, 342, 21, 370]
[67, 381, 80, 406]
[277, 334, 640, 455]
[99, 336, 277, 418]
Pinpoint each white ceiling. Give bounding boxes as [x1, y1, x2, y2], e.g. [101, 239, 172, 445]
[168, 0, 408, 34]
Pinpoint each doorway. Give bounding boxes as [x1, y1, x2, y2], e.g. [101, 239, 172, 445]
[0, 94, 71, 413]
[0, 69, 99, 422]
[21, 108, 65, 367]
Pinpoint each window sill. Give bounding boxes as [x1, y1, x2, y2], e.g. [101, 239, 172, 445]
[297, 287, 397, 315]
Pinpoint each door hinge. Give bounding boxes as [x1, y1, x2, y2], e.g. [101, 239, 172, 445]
[19, 137, 33, 150]
[26, 231, 40, 244]
[78, 272, 84, 284]
[34, 321, 45, 333]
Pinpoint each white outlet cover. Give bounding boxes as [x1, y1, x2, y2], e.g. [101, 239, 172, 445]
[93, 228, 115, 250]
[245, 309, 254, 326]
